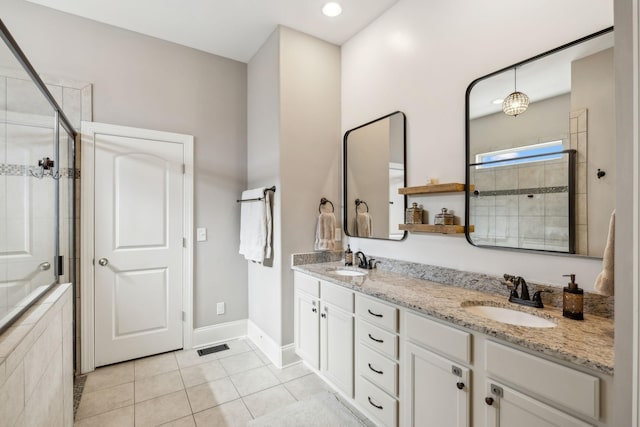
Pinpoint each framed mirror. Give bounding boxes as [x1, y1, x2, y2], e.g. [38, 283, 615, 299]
[344, 111, 407, 241]
[465, 27, 614, 257]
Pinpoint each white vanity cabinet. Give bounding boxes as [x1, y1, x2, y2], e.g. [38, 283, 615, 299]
[294, 272, 321, 369]
[355, 294, 400, 427]
[483, 381, 593, 427]
[294, 272, 355, 397]
[482, 340, 601, 427]
[402, 311, 471, 427]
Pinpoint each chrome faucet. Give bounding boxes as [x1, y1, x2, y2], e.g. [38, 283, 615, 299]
[503, 274, 550, 308]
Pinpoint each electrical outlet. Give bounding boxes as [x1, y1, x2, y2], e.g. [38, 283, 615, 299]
[216, 302, 225, 315]
[335, 228, 342, 241]
[196, 227, 207, 242]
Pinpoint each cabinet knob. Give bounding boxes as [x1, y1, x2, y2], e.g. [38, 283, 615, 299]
[321, 313, 327, 318]
[456, 382, 464, 390]
[312, 308, 317, 313]
[485, 397, 494, 406]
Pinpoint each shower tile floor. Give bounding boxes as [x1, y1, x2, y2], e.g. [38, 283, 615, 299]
[73, 338, 373, 426]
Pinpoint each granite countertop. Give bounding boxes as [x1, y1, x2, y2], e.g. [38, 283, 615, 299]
[292, 261, 614, 375]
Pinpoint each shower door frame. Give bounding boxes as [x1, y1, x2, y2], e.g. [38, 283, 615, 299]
[0, 18, 78, 335]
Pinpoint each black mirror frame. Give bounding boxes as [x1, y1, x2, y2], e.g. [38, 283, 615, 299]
[464, 26, 613, 254]
[343, 111, 408, 241]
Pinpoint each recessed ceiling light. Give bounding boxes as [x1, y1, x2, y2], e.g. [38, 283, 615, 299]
[492, 98, 504, 105]
[322, 2, 342, 17]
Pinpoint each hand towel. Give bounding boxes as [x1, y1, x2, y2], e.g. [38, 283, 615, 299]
[355, 212, 372, 238]
[595, 210, 615, 296]
[239, 187, 272, 263]
[314, 212, 337, 251]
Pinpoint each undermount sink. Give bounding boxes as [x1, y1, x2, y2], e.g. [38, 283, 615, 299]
[331, 269, 367, 277]
[463, 304, 556, 328]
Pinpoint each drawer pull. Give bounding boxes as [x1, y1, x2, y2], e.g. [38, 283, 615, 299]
[368, 333, 384, 343]
[367, 309, 383, 318]
[368, 363, 384, 375]
[368, 396, 383, 410]
[456, 382, 465, 390]
[485, 397, 494, 406]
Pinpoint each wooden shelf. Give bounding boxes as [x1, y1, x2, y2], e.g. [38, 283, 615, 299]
[398, 183, 474, 195]
[399, 224, 474, 234]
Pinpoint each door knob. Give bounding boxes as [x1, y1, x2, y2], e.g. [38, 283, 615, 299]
[98, 258, 109, 266]
[38, 262, 51, 271]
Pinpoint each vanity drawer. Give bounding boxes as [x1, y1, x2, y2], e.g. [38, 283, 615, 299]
[358, 344, 398, 396]
[405, 311, 471, 364]
[356, 295, 398, 332]
[294, 272, 320, 297]
[358, 319, 398, 360]
[356, 376, 398, 427]
[485, 341, 599, 419]
[321, 281, 354, 313]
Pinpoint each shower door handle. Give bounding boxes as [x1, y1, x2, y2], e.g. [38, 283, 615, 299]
[98, 258, 109, 267]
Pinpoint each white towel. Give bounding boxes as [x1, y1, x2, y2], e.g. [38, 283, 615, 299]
[239, 187, 272, 263]
[314, 212, 337, 251]
[595, 210, 615, 296]
[355, 212, 372, 237]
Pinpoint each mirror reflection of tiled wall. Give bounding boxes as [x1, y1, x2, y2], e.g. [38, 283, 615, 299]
[470, 154, 572, 252]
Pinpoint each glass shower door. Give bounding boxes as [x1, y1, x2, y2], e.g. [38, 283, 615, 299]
[0, 68, 59, 331]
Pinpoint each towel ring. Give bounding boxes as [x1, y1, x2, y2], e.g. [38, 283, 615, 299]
[319, 197, 335, 213]
[355, 199, 369, 213]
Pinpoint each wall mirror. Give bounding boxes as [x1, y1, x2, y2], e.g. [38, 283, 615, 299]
[344, 111, 407, 241]
[465, 27, 614, 257]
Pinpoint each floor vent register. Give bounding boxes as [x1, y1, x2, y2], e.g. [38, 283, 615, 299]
[197, 343, 230, 356]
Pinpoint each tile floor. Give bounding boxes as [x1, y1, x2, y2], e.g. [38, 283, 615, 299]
[74, 338, 372, 426]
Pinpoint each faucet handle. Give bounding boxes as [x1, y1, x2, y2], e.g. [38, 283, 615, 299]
[532, 289, 552, 303]
[531, 289, 552, 307]
[367, 258, 376, 269]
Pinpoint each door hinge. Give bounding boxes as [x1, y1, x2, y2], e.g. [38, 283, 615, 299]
[57, 255, 64, 276]
[182, 164, 186, 174]
[182, 237, 186, 248]
[182, 311, 186, 321]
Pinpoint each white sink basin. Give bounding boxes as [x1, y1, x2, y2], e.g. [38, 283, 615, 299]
[463, 305, 556, 328]
[332, 269, 367, 277]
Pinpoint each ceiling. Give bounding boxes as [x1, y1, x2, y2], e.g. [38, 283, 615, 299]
[25, 0, 400, 62]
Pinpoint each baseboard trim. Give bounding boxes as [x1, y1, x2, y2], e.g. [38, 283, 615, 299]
[191, 319, 248, 349]
[247, 319, 300, 368]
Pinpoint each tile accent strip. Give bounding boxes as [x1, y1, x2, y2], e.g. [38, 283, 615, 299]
[0, 163, 79, 178]
[473, 185, 568, 197]
[291, 251, 344, 266]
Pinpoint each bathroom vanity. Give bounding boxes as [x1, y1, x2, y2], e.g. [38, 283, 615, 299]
[292, 259, 613, 427]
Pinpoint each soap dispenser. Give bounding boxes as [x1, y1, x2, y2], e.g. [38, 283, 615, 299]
[345, 244, 353, 266]
[562, 274, 584, 320]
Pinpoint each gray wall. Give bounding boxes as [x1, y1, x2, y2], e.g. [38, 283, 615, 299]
[247, 26, 341, 350]
[613, 0, 632, 424]
[2, 0, 249, 329]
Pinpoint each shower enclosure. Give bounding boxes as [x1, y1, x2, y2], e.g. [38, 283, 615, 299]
[0, 19, 77, 334]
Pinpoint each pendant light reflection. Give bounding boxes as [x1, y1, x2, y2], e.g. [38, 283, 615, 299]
[502, 67, 529, 117]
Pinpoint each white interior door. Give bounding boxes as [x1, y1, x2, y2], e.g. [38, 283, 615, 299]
[91, 125, 186, 367]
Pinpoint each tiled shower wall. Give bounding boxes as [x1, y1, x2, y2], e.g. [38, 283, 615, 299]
[470, 155, 571, 252]
[0, 66, 91, 373]
[0, 284, 73, 426]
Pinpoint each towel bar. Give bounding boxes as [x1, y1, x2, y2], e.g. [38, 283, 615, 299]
[237, 186, 276, 203]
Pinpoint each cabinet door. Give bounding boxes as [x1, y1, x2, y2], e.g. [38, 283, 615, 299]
[294, 290, 320, 369]
[483, 381, 593, 427]
[403, 342, 470, 427]
[321, 302, 354, 397]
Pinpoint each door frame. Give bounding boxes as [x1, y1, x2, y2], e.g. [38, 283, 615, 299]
[80, 121, 194, 373]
